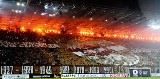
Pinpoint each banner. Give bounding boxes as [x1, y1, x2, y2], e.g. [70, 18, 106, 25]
[110, 74, 128, 77]
[151, 73, 160, 76]
[2, 74, 29, 79]
[0, 65, 129, 74]
[61, 74, 110, 78]
[30, 74, 55, 78]
[78, 74, 106, 78]
[130, 68, 151, 77]
[0, 40, 59, 48]
[61, 74, 128, 78]
[61, 74, 77, 78]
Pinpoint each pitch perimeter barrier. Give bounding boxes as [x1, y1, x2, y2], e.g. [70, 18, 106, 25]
[151, 73, 160, 76]
[61, 73, 128, 78]
[2, 74, 29, 79]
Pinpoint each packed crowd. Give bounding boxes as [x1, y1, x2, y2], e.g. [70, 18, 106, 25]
[0, 30, 98, 65]
[0, 47, 58, 65]
[112, 39, 160, 67]
[0, 30, 58, 65]
[0, 30, 160, 70]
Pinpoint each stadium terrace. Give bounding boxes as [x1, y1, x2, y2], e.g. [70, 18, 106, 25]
[0, 0, 160, 79]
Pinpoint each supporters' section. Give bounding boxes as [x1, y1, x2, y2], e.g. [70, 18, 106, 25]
[0, 31, 160, 78]
[1, 0, 160, 79]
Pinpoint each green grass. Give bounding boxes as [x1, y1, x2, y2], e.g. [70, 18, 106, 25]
[27, 77, 160, 79]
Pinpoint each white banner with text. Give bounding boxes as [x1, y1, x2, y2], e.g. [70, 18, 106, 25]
[61, 73, 128, 78]
[2, 74, 29, 79]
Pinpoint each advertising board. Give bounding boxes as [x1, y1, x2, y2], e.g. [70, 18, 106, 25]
[2, 74, 29, 79]
[130, 68, 151, 77]
[61, 73, 128, 78]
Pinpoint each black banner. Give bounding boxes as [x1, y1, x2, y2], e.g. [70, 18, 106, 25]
[0, 65, 126, 74]
[29, 74, 55, 78]
[130, 69, 151, 77]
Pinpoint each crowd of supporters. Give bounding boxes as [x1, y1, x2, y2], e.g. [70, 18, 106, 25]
[114, 39, 160, 67]
[0, 47, 58, 65]
[0, 30, 160, 70]
[0, 30, 98, 65]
